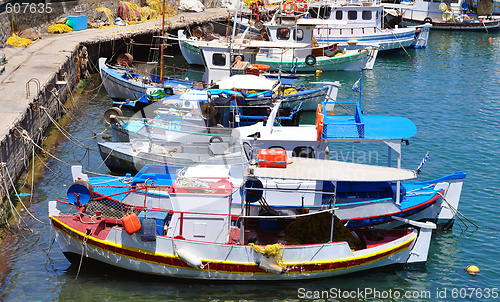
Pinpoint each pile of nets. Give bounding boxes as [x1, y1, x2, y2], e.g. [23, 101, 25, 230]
[6, 33, 32, 47]
[94, 7, 116, 27]
[285, 212, 366, 250]
[47, 24, 74, 34]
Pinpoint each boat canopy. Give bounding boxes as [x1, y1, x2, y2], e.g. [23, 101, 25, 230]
[217, 75, 278, 90]
[323, 116, 417, 141]
[250, 157, 416, 182]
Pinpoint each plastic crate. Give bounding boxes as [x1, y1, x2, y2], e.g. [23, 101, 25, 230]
[67, 15, 87, 31]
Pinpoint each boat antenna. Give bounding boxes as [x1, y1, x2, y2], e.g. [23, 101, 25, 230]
[159, 0, 166, 84]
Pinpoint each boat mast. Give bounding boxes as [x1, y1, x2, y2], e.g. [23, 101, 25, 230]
[160, 0, 166, 84]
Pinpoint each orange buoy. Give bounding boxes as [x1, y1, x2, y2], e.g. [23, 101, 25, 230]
[466, 265, 480, 275]
[123, 213, 141, 235]
[251, 64, 271, 71]
[488, 37, 493, 42]
[315, 104, 324, 141]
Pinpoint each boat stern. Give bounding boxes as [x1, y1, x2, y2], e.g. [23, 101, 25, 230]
[392, 216, 436, 266]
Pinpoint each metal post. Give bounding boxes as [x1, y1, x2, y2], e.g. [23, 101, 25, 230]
[160, 0, 166, 84]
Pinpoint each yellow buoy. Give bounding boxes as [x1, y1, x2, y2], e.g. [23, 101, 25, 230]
[466, 265, 480, 275]
[315, 70, 322, 75]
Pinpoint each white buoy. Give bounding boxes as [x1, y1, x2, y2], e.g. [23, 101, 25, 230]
[257, 257, 284, 274]
[176, 248, 203, 269]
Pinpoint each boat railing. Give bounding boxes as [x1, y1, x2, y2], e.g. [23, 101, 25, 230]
[320, 101, 365, 139]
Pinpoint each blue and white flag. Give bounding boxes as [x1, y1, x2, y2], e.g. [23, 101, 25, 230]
[352, 78, 361, 93]
[416, 151, 430, 174]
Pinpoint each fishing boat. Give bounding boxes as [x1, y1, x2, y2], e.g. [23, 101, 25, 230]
[384, 0, 500, 31]
[85, 100, 465, 229]
[235, 0, 431, 51]
[49, 164, 436, 280]
[306, 0, 432, 50]
[179, 19, 378, 72]
[254, 18, 378, 72]
[98, 57, 200, 101]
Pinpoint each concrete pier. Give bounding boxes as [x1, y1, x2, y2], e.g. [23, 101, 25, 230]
[0, 9, 228, 207]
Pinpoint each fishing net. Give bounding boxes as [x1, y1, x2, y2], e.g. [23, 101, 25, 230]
[118, 1, 141, 23]
[250, 243, 285, 268]
[284, 212, 366, 250]
[95, 7, 116, 27]
[6, 33, 32, 47]
[138, 7, 159, 21]
[148, 0, 177, 16]
[47, 24, 74, 34]
[85, 197, 139, 219]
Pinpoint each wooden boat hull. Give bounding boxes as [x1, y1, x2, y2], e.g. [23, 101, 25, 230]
[256, 50, 370, 72]
[400, 18, 499, 31]
[49, 203, 432, 280]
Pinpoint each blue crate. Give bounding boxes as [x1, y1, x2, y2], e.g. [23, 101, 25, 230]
[68, 15, 87, 31]
[138, 211, 169, 235]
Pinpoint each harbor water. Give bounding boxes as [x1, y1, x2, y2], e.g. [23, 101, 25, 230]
[1, 30, 499, 301]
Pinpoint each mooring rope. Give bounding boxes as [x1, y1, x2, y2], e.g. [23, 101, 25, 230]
[437, 191, 478, 229]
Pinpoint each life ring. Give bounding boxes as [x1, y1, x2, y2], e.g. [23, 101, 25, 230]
[209, 136, 223, 143]
[315, 104, 324, 141]
[296, 0, 308, 12]
[283, 0, 297, 14]
[423, 17, 432, 24]
[305, 54, 316, 66]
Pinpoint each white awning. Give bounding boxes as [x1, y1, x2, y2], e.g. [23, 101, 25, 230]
[296, 19, 348, 26]
[217, 75, 277, 90]
[250, 157, 416, 182]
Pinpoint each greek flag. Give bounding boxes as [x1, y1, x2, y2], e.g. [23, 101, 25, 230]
[352, 78, 361, 93]
[416, 151, 430, 174]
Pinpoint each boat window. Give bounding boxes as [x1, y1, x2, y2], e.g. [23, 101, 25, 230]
[348, 10, 357, 20]
[319, 6, 332, 19]
[292, 146, 315, 158]
[277, 28, 290, 40]
[212, 53, 226, 66]
[293, 29, 304, 41]
[362, 11, 372, 20]
[335, 10, 343, 20]
[308, 7, 319, 18]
